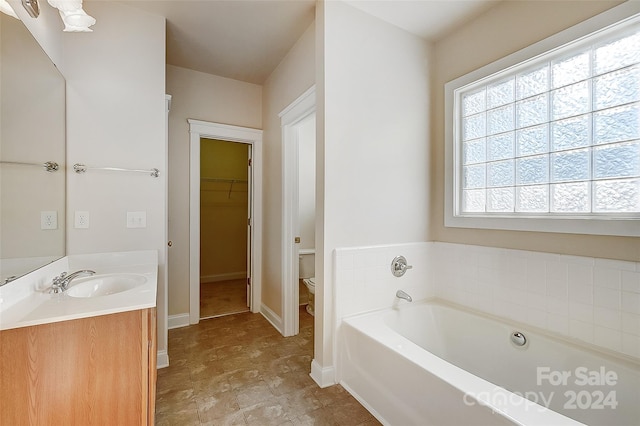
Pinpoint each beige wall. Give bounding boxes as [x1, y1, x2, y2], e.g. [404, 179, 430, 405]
[200, 139, 248, 280]
[62, 1, 167, 355]
[431, 0, 639, 262]
[166, 65, 261, 316]
[318, 0, 431, 371]
[261, 22, 316, 316]
[12, 1, 169, 356]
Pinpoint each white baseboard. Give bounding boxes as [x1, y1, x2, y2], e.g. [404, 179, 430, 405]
[310, 359, 335, 388]
[260, 303, 283, 335]
[157, 350, 169, 369]
[168, 313, 190, 329]
[200, 271, 246, 283]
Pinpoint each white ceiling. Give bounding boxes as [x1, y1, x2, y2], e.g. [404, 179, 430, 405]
[121, 0, 497, 85]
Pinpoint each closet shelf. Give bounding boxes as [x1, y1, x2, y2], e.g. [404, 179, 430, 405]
[201, 177, 248, 198]
[201, 177, 247, 184]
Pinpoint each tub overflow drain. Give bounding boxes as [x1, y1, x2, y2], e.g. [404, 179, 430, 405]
[511, 331, 527, 347]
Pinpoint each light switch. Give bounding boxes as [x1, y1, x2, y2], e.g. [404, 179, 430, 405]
[127, 211, 146, 228]
[41, 211, 57, 230]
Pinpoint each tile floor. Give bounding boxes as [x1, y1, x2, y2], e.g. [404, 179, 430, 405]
[200, 279, 249, 319]
[155, 306, 380, 425]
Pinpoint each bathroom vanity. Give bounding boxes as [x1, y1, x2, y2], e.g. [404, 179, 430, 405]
[0, 251, 158, 425]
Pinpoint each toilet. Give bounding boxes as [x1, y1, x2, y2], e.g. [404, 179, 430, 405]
[298, 249, 315, 316]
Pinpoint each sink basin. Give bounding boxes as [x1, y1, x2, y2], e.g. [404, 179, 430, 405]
[66, 273, 147, 298]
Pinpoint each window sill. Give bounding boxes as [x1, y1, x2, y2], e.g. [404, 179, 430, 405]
[444, 213, 639, 237]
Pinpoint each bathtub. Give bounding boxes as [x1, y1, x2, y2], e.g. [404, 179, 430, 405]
[338, 300, 640, 426]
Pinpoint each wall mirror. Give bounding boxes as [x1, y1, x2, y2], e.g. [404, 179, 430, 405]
[0, 13, 66, 283]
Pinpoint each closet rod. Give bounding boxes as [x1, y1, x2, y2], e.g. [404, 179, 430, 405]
[201, 177, 248, 198]
[0, 161, 59, 172]
[73, 163, 160, 178]
[201, 177, 247, 184]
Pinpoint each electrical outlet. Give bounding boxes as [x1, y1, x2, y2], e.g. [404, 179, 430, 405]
[126, 211, 146, 228]
[75, 211, 90, 229]
[40, 211, 58, 230]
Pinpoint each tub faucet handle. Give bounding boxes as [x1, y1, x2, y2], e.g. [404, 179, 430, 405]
[391, 255, 412, 277]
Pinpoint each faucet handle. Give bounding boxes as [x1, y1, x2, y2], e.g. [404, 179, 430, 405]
[50, 278, 64, 294]
[50, 272, 67, 293]
[391, 256, 412, 277]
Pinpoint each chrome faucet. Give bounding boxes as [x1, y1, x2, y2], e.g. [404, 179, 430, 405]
[391, 256, 413, 277]
[396, 290, 412, 302]
[50, 270, 96, 293]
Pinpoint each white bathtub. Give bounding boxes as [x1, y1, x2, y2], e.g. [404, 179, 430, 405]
[338, 300, 640, 426]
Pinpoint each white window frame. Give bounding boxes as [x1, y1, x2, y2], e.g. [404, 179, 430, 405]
[445, 1, 640, 237]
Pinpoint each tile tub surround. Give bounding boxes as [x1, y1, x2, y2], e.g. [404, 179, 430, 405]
[430, 242, 640, 360]
[334, 242, 434, 321]
[333, 242, 639, 360]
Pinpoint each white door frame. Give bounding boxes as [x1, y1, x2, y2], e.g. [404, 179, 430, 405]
[188, 119, 263, 324]
[280, 86, 316, 337]
[158, 94, 171, 368]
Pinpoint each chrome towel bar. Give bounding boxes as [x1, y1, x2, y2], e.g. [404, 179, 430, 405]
[0, 160, 59, 172]
[73, 163, 159, 178]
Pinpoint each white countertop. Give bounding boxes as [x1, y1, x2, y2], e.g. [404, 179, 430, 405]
[0, 250, 157, 331]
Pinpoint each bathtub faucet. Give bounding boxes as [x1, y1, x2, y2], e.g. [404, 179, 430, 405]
[396, 290, 412, 302]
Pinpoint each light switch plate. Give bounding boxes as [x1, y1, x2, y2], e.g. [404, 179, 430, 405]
[75, 211, 89, 229]
[127, 211, 146, 228]
[40, 211, 57, 230]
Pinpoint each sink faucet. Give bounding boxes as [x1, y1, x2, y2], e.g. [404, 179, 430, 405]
[50, 270, 96, 294]
[396, 289, 412, 302]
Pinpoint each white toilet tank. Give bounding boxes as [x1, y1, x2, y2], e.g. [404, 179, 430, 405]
[299, 249, 315, 279]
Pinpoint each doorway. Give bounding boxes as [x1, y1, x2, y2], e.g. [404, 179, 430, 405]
[188, 120, 263, 325]
[199, 138, 250, 319]
[281, 86, 316, 337]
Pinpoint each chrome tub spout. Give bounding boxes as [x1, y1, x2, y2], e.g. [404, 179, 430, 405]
[396, 290, 412, 302]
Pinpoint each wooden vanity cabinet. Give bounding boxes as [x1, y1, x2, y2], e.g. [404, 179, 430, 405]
[0, 308, 157, 425]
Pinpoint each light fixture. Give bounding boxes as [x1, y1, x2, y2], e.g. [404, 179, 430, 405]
[48, 0, 95, 32]
[21, 0, 39, 17]
[0, 0, 20, 19]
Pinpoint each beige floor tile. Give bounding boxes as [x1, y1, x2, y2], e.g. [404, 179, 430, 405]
[234, 380, 276, 408]
[154, 399, 200, 425]
[192, 374, 233, 398]
[290, 407, 335, 426]
[200, 279, 248, 318]
[242, 399, 292, 425]
[200, 410, 247, 426]
[196, 392, 241, 422]
[155, 307, 380, 426]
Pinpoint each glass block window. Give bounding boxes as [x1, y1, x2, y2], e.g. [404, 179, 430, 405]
[455, 23, 640, 218]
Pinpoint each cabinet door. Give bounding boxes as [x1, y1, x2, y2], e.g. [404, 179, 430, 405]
[0, 311, 147, 425]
